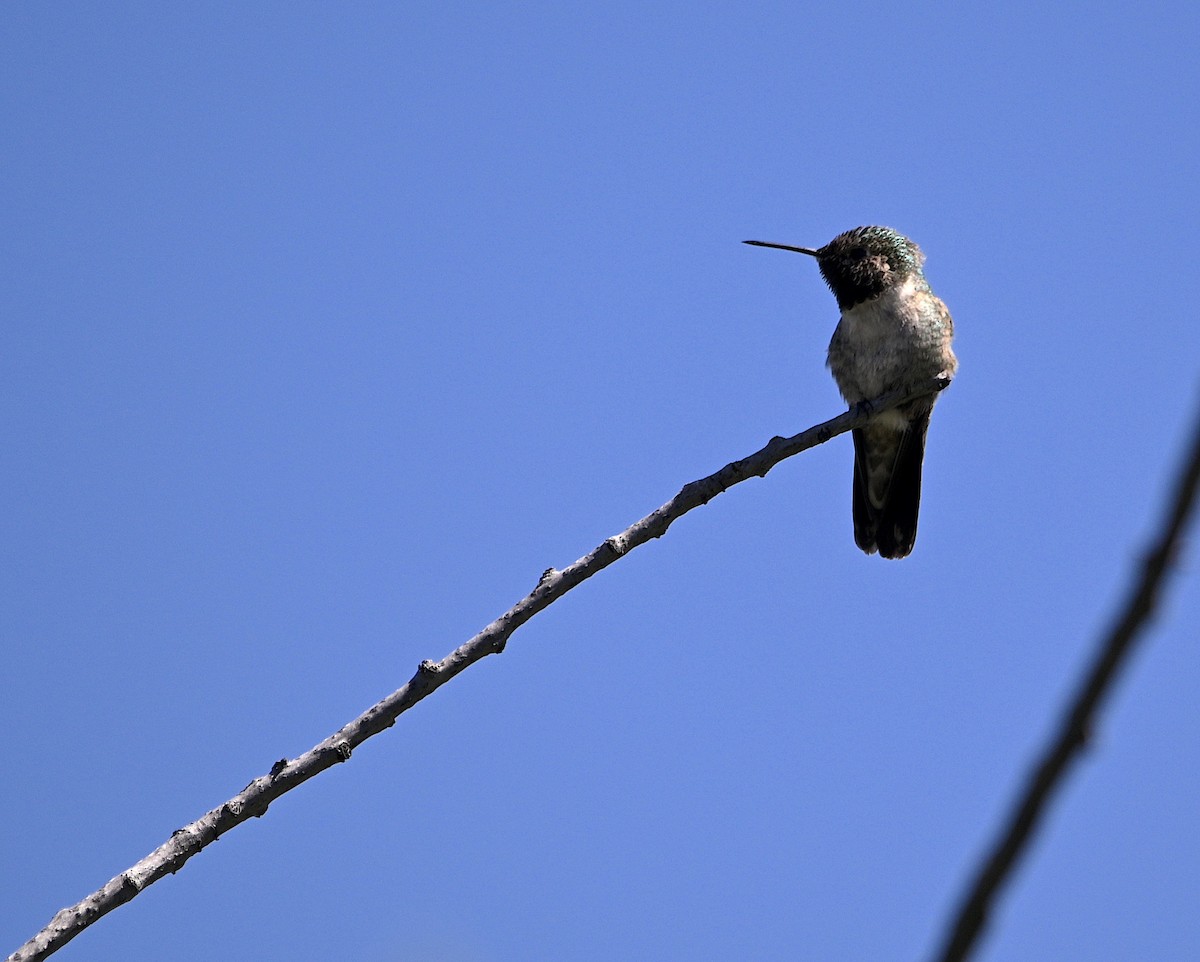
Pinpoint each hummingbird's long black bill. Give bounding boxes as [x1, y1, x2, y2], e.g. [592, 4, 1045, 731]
[743, 240, 820, 256]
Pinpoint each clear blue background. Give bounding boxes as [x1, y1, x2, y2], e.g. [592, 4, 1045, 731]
[4, 3, 1199, 960]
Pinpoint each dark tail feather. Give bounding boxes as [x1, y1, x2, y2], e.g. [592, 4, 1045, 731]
[851, 430, 878, 554]
[875, 412, 928, 559]
[851, 409, 931, 559]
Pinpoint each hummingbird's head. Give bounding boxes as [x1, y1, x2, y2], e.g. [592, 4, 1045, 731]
[745, 226, 926, 311]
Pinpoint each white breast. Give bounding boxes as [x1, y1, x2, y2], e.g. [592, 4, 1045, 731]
[837, 274, 921, 343]
[827, 274, 933, 404]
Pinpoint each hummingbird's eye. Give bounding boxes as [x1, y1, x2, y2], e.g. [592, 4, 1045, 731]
[849, 246, 869, 260]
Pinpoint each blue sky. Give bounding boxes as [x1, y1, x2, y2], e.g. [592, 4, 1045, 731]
[4, 3, 1199, 960]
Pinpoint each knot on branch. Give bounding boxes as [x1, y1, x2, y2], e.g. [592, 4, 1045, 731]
[681, 476, 722, 503]
[604, 535, 629, 556]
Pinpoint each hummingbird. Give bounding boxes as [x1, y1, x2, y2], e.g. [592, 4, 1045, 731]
[745, 226, 957, 559]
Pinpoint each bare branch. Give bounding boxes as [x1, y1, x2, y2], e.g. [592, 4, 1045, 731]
[7, 374, 952, 962]
[932, 390, 1200, 962]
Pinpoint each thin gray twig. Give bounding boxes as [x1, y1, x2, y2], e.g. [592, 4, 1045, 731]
[6, 374, 953, 962]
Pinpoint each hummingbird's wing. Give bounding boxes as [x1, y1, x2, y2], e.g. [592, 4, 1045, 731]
[851, 403, 932, 559]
